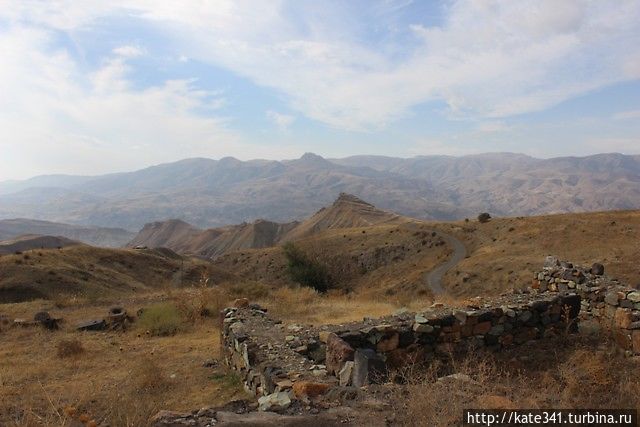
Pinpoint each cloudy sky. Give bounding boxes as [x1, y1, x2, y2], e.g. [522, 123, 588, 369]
[1, 0, 639, 180]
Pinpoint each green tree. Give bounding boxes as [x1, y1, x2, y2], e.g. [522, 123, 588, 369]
[282, 242, 330, 293]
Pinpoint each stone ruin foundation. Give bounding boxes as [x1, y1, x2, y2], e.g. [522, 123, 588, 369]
[220, 257, 640, 409]
[151, 257, 640, 424]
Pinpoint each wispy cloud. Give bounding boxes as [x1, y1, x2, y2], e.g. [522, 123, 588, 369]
[266, 110, 295, 131]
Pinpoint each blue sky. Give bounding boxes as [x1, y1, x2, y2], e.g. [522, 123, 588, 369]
[1, 0, 639, 180]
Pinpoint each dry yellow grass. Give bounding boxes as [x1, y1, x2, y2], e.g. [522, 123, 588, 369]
[394, 335, 640, 426]
[427, 210, 640, 297]
[0, 292, 247, 427]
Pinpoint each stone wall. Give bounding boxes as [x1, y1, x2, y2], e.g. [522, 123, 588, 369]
[531, 256, 640, 355]
[220, 257, 640, 411]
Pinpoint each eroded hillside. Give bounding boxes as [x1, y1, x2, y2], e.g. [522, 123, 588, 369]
[0, 246, 235, 303]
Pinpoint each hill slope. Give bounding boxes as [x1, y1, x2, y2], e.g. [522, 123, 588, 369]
[3, 152, 640, 229]
[0, 235, 83, 255]
[128, 193, 404, 258]
[0, 245, 236, 303]
[0, 218, 134, 247]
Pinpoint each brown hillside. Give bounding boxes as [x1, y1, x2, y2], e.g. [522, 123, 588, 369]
[213, 222, 450, 299]
[128, 193, 402, 259]
[429, 210, 640, 297]
[281, 192, 405, 242]
[0, 245, 236, 303]
[0, 234, 83, 255]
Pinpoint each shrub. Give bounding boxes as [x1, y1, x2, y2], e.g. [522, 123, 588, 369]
[282, 242, 331, 292]
[137, 303, 183, 336]
[57, 339, 85, 358]
[477, 212, 492, 223]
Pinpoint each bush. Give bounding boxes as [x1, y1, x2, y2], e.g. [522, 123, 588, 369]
[477, 212, 492, 223]
[138, 303, 183, 336]
[282, 242, 331, 292]
[57, 339, 85, 358]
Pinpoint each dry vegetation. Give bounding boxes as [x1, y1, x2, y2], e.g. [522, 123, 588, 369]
[0, 246, 235, 304]
[430, 210, 640, 297]
[392, 334, 640, 426]
[0, 281, 426, 426]
[214, 223, 450, 300]
[2, 210, 640, 425]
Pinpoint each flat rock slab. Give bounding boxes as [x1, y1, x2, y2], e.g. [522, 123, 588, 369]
[76, 319, 106, 331]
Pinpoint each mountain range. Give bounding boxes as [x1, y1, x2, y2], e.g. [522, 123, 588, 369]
[1, 152, 639, 230]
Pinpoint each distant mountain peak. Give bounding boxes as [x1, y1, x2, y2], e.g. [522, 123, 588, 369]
[334, 192, 374, 207]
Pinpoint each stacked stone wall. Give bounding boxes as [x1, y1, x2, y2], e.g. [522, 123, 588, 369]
[532, 256, 640, 355]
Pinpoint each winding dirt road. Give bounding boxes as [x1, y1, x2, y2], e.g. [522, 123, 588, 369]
[424, 231, 467, 296]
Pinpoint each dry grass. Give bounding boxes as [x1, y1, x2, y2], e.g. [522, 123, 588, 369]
[56, 339, 85, 358]
[0, 291, 247, 427]
[393, 335, 640, 426]
[426, 210, 640, 297]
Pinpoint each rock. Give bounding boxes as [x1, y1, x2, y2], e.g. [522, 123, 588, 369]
[339, 361, 354, 386]
[544, 256, 559, 268]
[76, 319, 106, 331]
[258, 392, 292, 412]
[627, 292, 640, 303]
[376, 332, 399, 352]
[292, 381, 330, 398]
[352, 349, 386, 387]
[325, 333, 354, 376]
[454, 310, 468, 324]
[437, 373, 474, 383]
[591, 263, 605, 276]
[318, 331, 331, 343]
[34, 311, 60, 330]
[414, 314, 429, 324]
[605, 292, 620, 306]
[413, 323, 434, 333]
[518, 310, 532, 323]
[615, 308, 634, 329]
[232, 298, 250, 308]
[473, 321, 492, 335]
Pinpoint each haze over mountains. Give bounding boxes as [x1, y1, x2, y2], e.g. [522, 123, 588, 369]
[128, 193, 403, 258]
[1, 152, 639, 231]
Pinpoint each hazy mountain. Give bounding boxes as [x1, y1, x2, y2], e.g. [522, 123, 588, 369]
[1, 152, 639, 230]
[0, 235, 83, 255]
[0, 219, 135, 247]
[127, 193, 401, 259]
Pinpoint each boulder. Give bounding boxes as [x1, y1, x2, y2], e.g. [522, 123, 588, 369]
[77, 319, 106, 332]
[352, 349, 386, 387]
[292, 381, 330, 399]
[257, 392, 292, 412]
[339, 361, 354, 386]
[544, 256, 559, 268]
[591, 263, 605, 276]
[325, 333, 354, 376]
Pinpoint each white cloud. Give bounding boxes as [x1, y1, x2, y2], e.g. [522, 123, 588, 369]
[102, 0, 638, 130]
[0, 23, 284, 180]
[113, 45, 144, 58]
[266, 110, 295, 131]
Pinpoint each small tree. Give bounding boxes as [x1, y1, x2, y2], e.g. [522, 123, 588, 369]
[282, 242, 330, 293]
[478, 212, 492, 223]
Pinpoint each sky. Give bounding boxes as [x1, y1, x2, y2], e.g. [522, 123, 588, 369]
[1, 0, 639, 180]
